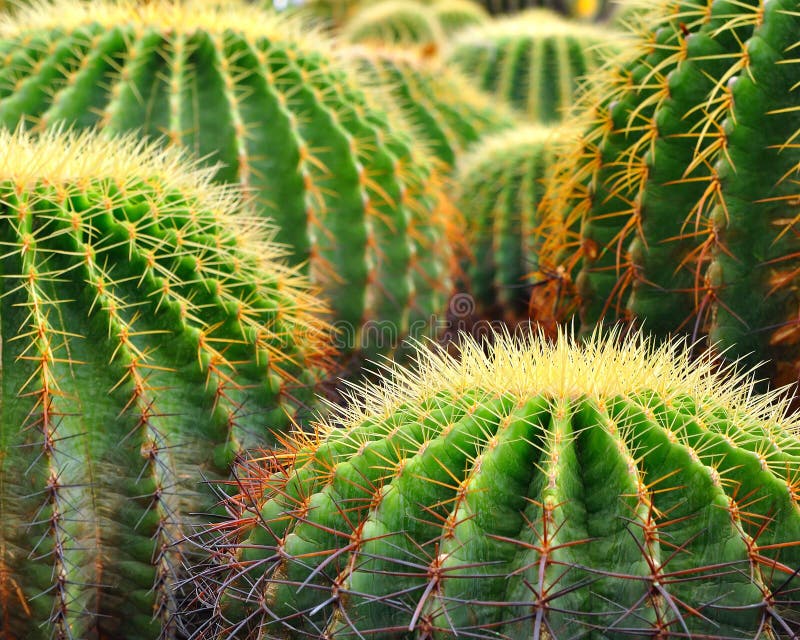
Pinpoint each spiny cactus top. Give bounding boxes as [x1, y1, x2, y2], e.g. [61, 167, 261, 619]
[187, 329, 800, 638]
[343, 0, 444, 45]
[540, 0, 800, 382]
[455, 124, 577, 317]
[0, 0, 453, 355]
[345, 44, 516, 168]
[0, 128, 329, 640]
[446, 9, 620, 122]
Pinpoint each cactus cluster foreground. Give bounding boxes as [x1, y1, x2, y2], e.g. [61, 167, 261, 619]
[0, 128, 330, 639]
[0, 0, 454, 355]
[187, 330, 800, 638]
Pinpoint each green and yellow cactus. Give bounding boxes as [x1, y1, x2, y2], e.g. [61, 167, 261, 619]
[0, 0, 454, 356]
[186, 329, 800, 637]
[446, 10, 621, 122]
[455, 124, 576, 317]
[0, 128, 329, 639]
[540, 0, 800, 384]
[345, 44, 516, 168]
[480, 0, 611, 21]
[343, 0, 444, 45]
[430, 0, 488, 36]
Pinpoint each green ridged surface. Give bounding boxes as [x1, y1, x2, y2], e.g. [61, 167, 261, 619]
[0, 129, 328, 639]
[0, 0, 453, 356]
[346, 44, 516, 168]
[431, 0, 487, 36]
[541, 0, 800, 381]
[456, 125, 573, 313]
[446, 10, 619, 123]
[188, 332, 800, 638]
[343, 0, 444, 45]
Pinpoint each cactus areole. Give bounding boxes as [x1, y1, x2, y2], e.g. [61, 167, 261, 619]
[192, 330, 800, 638]
[0, 128, 328, 639]
[0, 0, 453, 355]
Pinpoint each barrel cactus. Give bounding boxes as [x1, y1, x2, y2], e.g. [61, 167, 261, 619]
[455, 125, 576, 317]
[540, 0, 800, 384]
[0, 0, 454, 356]
[430, 0, 488, 36]
[346, 44, 516, 168]
[446, 10, 621, 122]
[479, 0, 611, 20]
[0, 127, 330, 639]
[343, 0, 444, 45]
[186, 329, 800, 638]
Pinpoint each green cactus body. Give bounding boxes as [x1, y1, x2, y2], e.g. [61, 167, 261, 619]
[542, 0, 800, 380]
[455, 125, 576, 314]
[343, 0, 444, 46]
[0, 0, 453, 356]
[188, 330, 800, 637]
[446, 10, 619, 123]
[430, 0, 488, 36]
[0, 129, 329, 639]
[345, 44, 516, 168]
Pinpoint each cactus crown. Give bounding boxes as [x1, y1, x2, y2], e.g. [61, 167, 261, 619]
[331, 329, 796, 429]
[188, 329, 800, 638]
[0, 125, 330, 367]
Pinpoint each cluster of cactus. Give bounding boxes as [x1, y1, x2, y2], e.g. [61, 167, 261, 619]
[0, 0, 454, 356]
[343, 0, 446, 45]
[0, 0, 797, 637]
[188, 330, 800, 637]
[0, 128, 329, 639]
[455, 125, 577, 315]
[345, 44, 515, 168]
[539, 0, 800, 383]
[446, 10, 621, 122]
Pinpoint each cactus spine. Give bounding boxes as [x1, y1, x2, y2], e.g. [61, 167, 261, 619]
[455, 125, 576, 315]
[446, 11, 620, 123]
[0, 0, 453, 355]
[0, 128, 329, 639]
[541, 0, 800, 382]
[346, 44, 516, 168]
[187, 330, 800, 638]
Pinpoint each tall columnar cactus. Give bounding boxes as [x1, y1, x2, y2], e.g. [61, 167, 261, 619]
[0, 128, 330, 639]
[186, 330, 800, 638]
[345, 44, 516, 168]
[343, 0, 444, 45]
[446, 10, 620, 123]
[0, 0, 453, 356]
[455, 125, 576, 316]
[540, 0, 800, 384]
